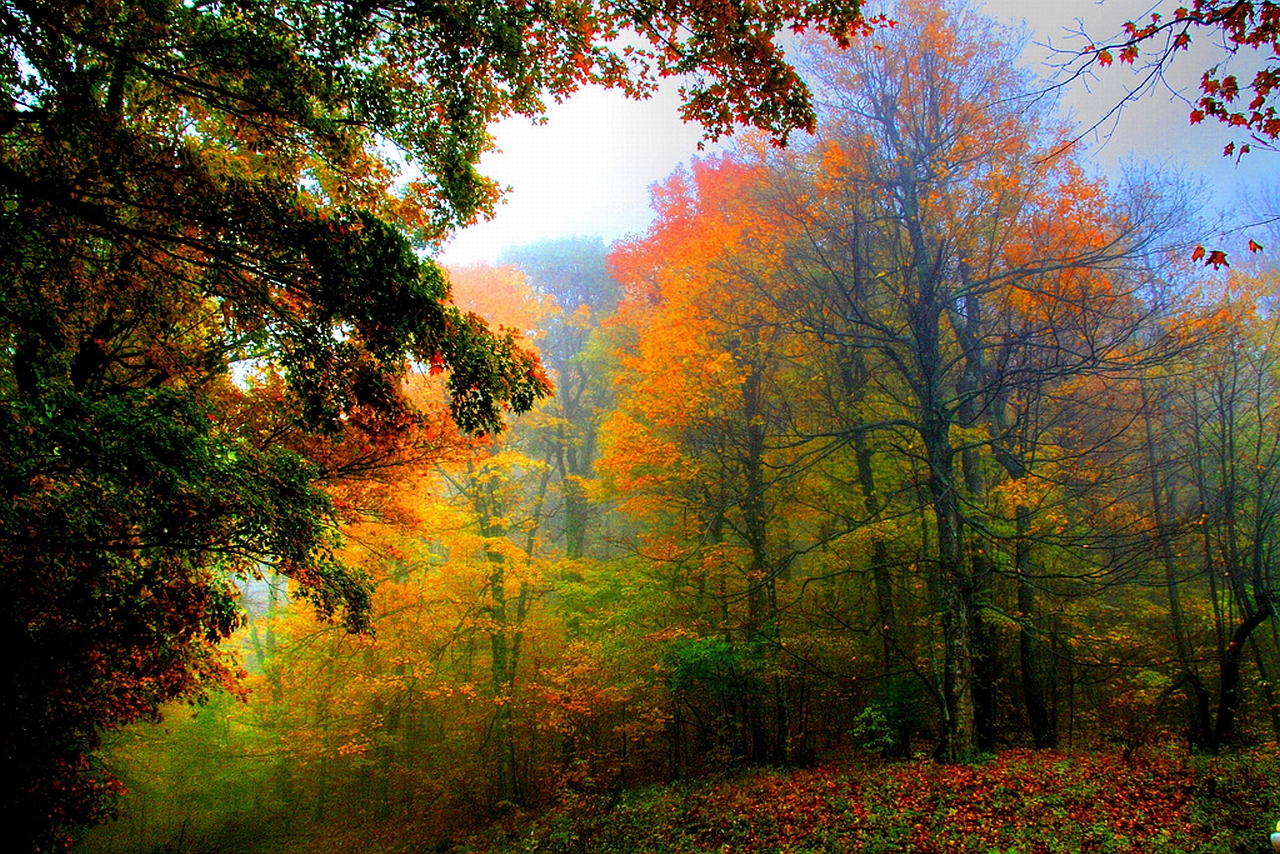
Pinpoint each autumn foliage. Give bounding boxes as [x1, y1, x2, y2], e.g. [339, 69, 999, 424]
[481, 748, 1280, 854]
[19, 1, 1280, 853]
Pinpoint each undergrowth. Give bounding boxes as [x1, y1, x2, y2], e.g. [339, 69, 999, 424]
[468, 747, 1280, 854]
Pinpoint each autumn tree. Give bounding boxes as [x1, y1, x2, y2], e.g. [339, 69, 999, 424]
[600, 0, 1162, 764]
[715, 1, 1175, 760]
[605, 155, 854, 767]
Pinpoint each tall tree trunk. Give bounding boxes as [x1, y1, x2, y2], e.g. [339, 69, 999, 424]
[488, 557, 516, 803]
[741, 356, 778, 765]
[988, 430, 1056, 749]
[1211, 609, 1272, 750]
[926, 424, 975, 762]
[853, 431, 898, 673]
[476, 478, 524, 805]
[919, 325, 975, 762]
[556, 422, 589, 559]
[1015, 507, 1056, 748]
[1142, 383, 1212, 748]
[958, 370, 996, 754]
[937, 559, 976, 763]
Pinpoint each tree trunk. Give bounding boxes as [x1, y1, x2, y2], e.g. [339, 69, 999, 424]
[1211, 608, 1272, 750]
[1015, 507, 1056, 748]
[476, 478, 524, 805]
[1142, 383, 1212, 748]
[927, 423, 975, 762]
[854, 431, 898, 673]
[918, 310, 975, 761]
[958, 413, 995, 750]
[741, 355, 779, 765]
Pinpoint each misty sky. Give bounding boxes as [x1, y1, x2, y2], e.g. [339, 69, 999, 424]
[437, 0, 1273, 267]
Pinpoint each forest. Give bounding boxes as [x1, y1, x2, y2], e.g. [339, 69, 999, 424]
[3, 0, 1280, 852]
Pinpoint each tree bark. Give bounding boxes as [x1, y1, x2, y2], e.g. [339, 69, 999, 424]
[1015, 507, 1056, 748]
[1142, 382, 1212, 747]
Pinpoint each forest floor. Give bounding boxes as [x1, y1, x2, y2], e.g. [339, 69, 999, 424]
[460, 746, 1280, 854]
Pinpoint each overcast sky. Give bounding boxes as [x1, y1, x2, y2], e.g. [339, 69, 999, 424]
[437, 0, 1273, 267]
